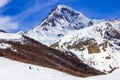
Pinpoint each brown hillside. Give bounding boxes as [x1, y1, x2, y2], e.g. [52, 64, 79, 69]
[0, 36, 104, 77]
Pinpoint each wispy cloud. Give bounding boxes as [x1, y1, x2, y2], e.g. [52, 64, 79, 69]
[0, 0, 59, 32]
[0, 0, 10, 8]
[0, 0, 17, 32]
[14, 0, 59, 21]
[0, 15, 18, 31]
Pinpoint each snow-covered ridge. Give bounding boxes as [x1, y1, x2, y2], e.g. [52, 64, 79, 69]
[0, 32, 22, 41]
[51, 20, 120, 73]
[0, 32, 23, 50]
[26, 4, 91, 45]
[57, 4, 74, 10]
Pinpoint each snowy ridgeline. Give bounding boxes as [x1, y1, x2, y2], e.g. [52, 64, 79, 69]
[0, 57, 120, 80]
[53, 20, 120, 73]
[26, 4, 91, 46]
[0, 32, 22, 41]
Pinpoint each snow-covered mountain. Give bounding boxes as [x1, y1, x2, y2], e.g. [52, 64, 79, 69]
[0, 4, 120, 79]
[26, 4, 91, 45]
[51, 19, 120, 73]
[0, 33, 104, 77]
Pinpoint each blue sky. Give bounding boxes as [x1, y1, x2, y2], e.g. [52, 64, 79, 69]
[0, 0, 120, 32]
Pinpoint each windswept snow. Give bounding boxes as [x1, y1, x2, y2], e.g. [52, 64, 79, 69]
[0, 57, 120, 80]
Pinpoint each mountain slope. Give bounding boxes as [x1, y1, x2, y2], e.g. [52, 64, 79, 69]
[51, 20, 120, 73]
[26, 5, 91, 45]
[0, 35, 104, 77]
[0, 57, 120, 80]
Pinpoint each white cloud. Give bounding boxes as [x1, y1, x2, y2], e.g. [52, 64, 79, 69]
[0, 0, 58, 32]
[0, 16, 19, 31]
[0, 0, 17, 32]
[0, 0, 9, 8]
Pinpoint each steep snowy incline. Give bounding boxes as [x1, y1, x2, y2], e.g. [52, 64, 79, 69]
[0, 57, 120, 80]
[26, 4, 91, 46]
[51, 20, 120, 73]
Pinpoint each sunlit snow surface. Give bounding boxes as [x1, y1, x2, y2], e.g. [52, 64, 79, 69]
[26, 4, 90, 46]
[0, 57, 120, 80]
[54, 20, 120, 72]
[0, 32, 22, 40]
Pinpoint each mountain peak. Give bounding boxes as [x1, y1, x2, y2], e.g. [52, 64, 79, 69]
[56, 4, 74, 11]
[56, 4, 83, 14]
[38, 4, 90, 27]
[26, 4, 91, 45]
[54, 4, 85, 18]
